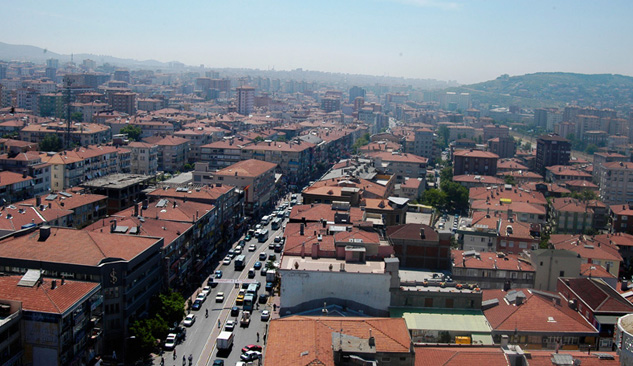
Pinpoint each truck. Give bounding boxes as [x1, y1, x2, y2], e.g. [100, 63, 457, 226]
[240, 311, 251, 327]
[216, 331, 234, 350]
[266, 269, 276, 283]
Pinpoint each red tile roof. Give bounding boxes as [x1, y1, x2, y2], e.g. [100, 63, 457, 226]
[560, 278, 633, 313]
[214, 159, 277, 178]
[550, 235, 623, 262]
[0, 171, 33, 186]
[265, 316, 411, 366]
[527, 350, 619, 366]
[415, 347, 508, 366]
[289, 204, 364, 223]
[453, 150, 499, 159]
[0, 275, 99, 314]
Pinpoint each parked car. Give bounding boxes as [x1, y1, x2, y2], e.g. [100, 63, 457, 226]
[192, 299, 202, 310]
[183, 314, 196, 327]
[200, 286, 211, 298]
[239, 239, 246, 246]
[222, 256, 231, 265]
[274, 236, 281, 243]
[164, 333, 177, 350]
[212, 360, 224, 366]
[241, 351, 262, 362]
[261, 310, 270, 321]
[260, 267, 268, 276]
[215, 270, 223, 278]
[241, 345, 263, 353]
[245, 234, 252, 241]
[258, 293, 268, 304]
[196, 293, 206, 303]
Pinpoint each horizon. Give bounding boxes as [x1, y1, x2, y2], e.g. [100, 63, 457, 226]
[1, 0, 632, 84]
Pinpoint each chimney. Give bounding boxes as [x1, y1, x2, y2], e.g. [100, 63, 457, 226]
[311, 242, 319, 258]
[173, 200, 177, 208]
[622, 280, 629, 291]
[61, 277, 65, 286]
[300, 224, 305, 236]
[51, 280, 57, 290]
[110, 219, 117, 233]
[134, 202, 139, 217]
[420, 228, 426, 239]
[39, 226, 51, 241]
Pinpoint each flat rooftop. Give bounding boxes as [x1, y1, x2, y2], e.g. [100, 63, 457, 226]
[81, 173, 152, 189]
[280, 256, 385, 274]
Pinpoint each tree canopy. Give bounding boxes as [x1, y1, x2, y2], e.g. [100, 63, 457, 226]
[40, 134, 63, 152]
[120, 125, 142, 141]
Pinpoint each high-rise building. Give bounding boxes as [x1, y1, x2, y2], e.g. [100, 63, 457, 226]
[46, 58, 59, 69]
[113, 69, 130, 83]
[535, 134, 571, 175]
[236, 85, 255, 115]
[349, 86, 366, 103]
[534, 108, 548, 129]
[110, 92, 137, 115]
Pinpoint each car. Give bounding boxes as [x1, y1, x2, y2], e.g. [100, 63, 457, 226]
[169, 326, 186, 343]
[183, 313, 196, 327]
[259, 252, 267, 260]
[223, 256, 232, 265]
[196, 293, 206, 303]
[227, 249, 236, 258]
[268, 254, 276, 261]
[164, 333, 177, 350]
[215, 270, 223, 278]
[245, 234, 252, 241]
[201, 286, 211, 297]
[240, 351, 262, 362]
[260, 267, 268, 276]
[248, 244, 257, 251]
[248, 268, 256, 278]
[231, 306, 240, 316]
[225, 319, 236, 331]
[268, 243, 275, 249]
[285, 211, 290, 218]
[256, 281, 261, 290]
[192, 299, 202, 310]
[208, 277, 218, 288]
[265, 282, 273, 291]
[261, 310, 270, 321]
[239, 239, 246, 246]
[254, 261, 262, 270]
[234, 247, 242, 254]
[258, 293, 268, 304]
[274, 236, 281, 243]
[236, 289, 245, 304]
[255, 224, 262, 230]
[216, 292, 225, 303]
[241, 344, 263, 353]
[274, 244, 283, 253]
[212, 360, 224, 366]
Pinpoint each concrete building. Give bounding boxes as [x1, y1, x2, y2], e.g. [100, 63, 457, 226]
[487, 136, 516, 159]
[535, 134, 571, 175]
[413, 128, 436, 162]
[109, 92, 136, 115]
[616, 314, 633, 365]
[453, 150, 499, 176]
[80, 173, 153, 215]
[599, 162, 633, 204]
[530, 249, 581, 292]
[367, 151, 427, 184]
[20, 122, 111, 147]
[127, 142, 158, 175]
[386, 224, 451, 270]
[452, 250, 535, 289]
[0, 170, 34, 204]
[143, 136, 189, 173]
[236, 85, 254, 115]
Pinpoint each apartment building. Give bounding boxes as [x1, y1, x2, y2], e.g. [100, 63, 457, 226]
[20, 122, 111, 147]
[127, 142, 158, 175]
[453, 149, 499, 176]
[599, 161, 633, 204]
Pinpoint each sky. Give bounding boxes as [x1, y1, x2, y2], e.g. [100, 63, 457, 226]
[2, 0, 632, 84]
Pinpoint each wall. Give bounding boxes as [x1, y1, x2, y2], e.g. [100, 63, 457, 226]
[280, 269, 391, 316]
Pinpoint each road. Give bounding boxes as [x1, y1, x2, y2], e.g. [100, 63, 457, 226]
[155, 200, 291, 366]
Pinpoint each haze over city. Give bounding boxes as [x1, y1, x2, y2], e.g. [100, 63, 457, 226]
[2, 0, 632, 84]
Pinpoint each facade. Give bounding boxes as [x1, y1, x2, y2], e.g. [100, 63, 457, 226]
[550, 234, 622, 278]
[387, 224, 452, 270]
[599, 162, 633, 205]
[80, 173, 153, 215]
[531, 249, 581, 292]
[194, 159, 276, 217]
[0, 170, 34, 204]
[616, 314, 633, 365]
[548, 197, 594, 234]
[452, 250, 535, 289]
[236, 85, 254, 115]
[127, 142, 158, 175]
[487, 136, 516, 159]
[145, 136, 189, 172]
[610, 204, 633, 234]
[20, 122, 111, 147]
[453, 150, 499, 176]
[367, 151, 427, 184]
[413, 128, 436, 161]
[535, 134, 571, 175]
[0, 226, 163, 358]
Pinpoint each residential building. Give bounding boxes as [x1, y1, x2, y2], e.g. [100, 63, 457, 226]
[264, 317, 415, 366]
[535, 134, 571, 175]
[545, 165, 592, 184]
[453, 175, 504, 189]
[367, 151, 427, 184]
[0, 273, 102, 366]
[127, 142, 158, 175]
[487, 136, 516, 159]
[549, 197, 594, 234]
[453, 150, 499, 176]
[550, 234, 622, 278]
[398, 177, 424, 200]
[0, 151, 51, 195]
[18, 190, 107, 229]
[0, 226, 163, 358]
[362, 197, 408, 226]
[386, 224, 452, 270]
[143, 135, 189, 172]
[610, 204, 633, 234]
[452, 250, 535, 289]
[236, 85, 254, 115]
[413, 128, 436, 161]
[483, 124, 510, 140]
[194, 159, 277, 217]
[80, 173, 153, 215]
[599, 162, 633, 204]
[20, 122, 111, 147]
[593, 153, 628, 183]
[530, 249, 581, 292]
[0, 170, 34, 204]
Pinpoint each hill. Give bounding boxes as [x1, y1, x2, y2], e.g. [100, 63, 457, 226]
[448, 72, 633, 111]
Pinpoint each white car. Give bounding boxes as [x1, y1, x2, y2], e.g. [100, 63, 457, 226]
[241, 351, 262, 362]
[196, 293, 206, 303]
[234, 247, 242, 254]
[216, 292, 225, 303]
[164, 333, 177, 350]
[201, 286, 211, 297]
[248, 244, 257, 251]
[223, 256, 232, 265]
[183, 314, 196, 327]
[225, 319, 236, 331]
[261, 310, 270, 321]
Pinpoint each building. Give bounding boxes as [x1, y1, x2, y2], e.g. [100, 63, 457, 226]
[453, 150, 499, 176]
[0, 151, 51, 196]
[550, 234, 622, 278]
[599, 162, 633, 205]
[487, 136, 516, 159]
[452, 250, 535, 289]
[453, 175, 504, 189]
[0, 170, 34, 204]
[0, 273, 102, 366]
[127, 142, 158, 175]
[545, 165, 592, 184]
[530, 249, 581, 292]
[483, 124, 510, 140]
[321, 96, 341, 113]
[367, 151, 428, 184]
[143, 136, 189, 172]
[413, 128, 436, 161]
[194, 159, 277, 217]
[20, 122, 111, 147]
[398, 177, 424, 200]
[616, 314, 633, 365]
[610, 204, 633, 235]
[386, 224, 452, 270]
[593, 152, 628, 183]
[80, 173, 153, 215]
[19, 190, 108, 229]
[535, 134, 571, 175]
[236, 85, 254, 115]
[0, 226, 163, 358]
[264, 316, 415, 366]
[548, 197, 594, 234]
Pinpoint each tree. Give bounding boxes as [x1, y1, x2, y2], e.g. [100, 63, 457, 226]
[421, 189, 448, 210]
[352, 133, 370, 153]
[70, 112, 83, 122]
[120, 125, 142, 141]
[40, 134, 63, 152]
[539, 231, 551, 249]
[275, 135, 287, 142]
[504, 175, 516, 186]
[585, 143, 598, 155]
[254, 136, 264, 142]
[157, 290, 185, 327]
[439, 166, 453, 184]
[441, 181, 469, 212]
[183, 163, 194, 171]
[437, 126, 450, 150]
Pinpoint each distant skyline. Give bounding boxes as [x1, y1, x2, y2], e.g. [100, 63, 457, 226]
[2, 0, 632, 84]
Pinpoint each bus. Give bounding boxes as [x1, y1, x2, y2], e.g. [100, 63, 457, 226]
[234, 255, 246, 270]
[243, 294, 254, 311]
[271, 217, 282, 230]
[247, 283, 258, 297]
[261, 215, 271, 225]
[258, 229, 269, 243]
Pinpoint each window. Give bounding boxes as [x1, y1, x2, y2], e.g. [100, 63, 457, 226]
[560, 271, 565, 277]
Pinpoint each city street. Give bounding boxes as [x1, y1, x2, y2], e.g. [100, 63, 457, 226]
[154, 201, 291, 366]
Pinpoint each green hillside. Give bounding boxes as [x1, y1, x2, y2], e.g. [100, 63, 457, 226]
[448, 72, 633, 111]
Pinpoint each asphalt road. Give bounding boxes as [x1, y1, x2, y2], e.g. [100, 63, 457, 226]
[155, 205, 290, 366]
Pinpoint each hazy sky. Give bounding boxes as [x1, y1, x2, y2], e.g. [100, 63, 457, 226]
[2, 0, 632, 84]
